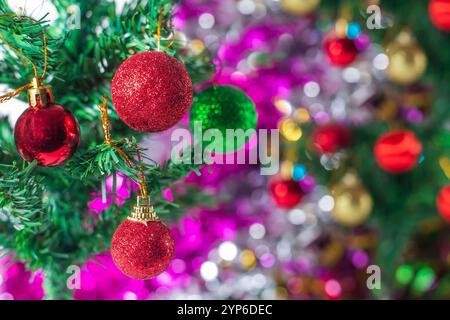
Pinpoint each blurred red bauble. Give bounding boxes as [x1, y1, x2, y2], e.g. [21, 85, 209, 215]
[323, 35, 358, 67]
[14, 87, 80, 167]
[437, 185, 450, 221]
[111, 51, 193, 132]
[429, 0, 450, 31]
[312, 123, 352, 154]
[111, 219, 174, 279]
[373, 130, 422, 173]
[269, 176, 304, 209]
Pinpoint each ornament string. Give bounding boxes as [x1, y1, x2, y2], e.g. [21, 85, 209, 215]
[0, 83, 31, 104]
[155, 7, 174, 51]
[156, 7, 163, 51]
[0, 14, 48, 103]
[0, 33, 38, 78]
[98, 96, 149, 200]
[41, 30, 48, 80]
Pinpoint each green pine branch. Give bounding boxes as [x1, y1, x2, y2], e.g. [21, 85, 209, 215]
[0, 161, 50, 234]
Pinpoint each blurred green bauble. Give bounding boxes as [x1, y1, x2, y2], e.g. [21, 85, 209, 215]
[190, 85, 257, 153]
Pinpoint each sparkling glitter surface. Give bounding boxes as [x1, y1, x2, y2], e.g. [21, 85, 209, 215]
[111, 219, 174, 280]
[111, 51, 193, 133]
[190, 85, 257, 153]
[14, 103, 80, 167]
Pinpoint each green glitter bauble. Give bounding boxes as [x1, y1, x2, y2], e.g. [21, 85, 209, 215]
[190, 85, 257, 153]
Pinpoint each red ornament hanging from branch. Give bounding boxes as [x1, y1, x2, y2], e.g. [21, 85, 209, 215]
[111, 197, 175, 279]
[0, 20, 80, 167]
[14, 78, 80, 166]
[111, 9, 193, 133]
[98, 97, 174, 279]
[111, 51, 193, 133]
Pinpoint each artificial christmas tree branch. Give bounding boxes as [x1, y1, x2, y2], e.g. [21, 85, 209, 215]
[0, 161, 49, 233]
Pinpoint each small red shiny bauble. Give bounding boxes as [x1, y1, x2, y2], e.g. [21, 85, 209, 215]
[111, 51, 193, 132]
[437, 185, 450, 221]
[14, 97, 80, 167]
[269, 176, 304, 209]
[429, 0, 450, 31]
[111, 219, 174, 279]
[312, 123, 352, 154]
[373, 130, 422, 174]
[323, 35, 358, 67]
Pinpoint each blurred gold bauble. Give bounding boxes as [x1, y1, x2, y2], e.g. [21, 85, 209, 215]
[331, 171, 373, 227]
[240, 249, 257, 270]
[279, 118, 302, 142]
[189, 39, 206, 55]
[280, 0, 320, 16]
[386, 30, 427, 85]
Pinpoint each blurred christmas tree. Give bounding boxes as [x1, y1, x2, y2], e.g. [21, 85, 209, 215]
[151, 0, 450, 300]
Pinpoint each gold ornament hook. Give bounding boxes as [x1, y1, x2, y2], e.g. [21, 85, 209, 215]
[98, 97, 148, 199]
[155, 7, 174, 51]
[128, 196, 160, 222]
[27, 77, 53, 107]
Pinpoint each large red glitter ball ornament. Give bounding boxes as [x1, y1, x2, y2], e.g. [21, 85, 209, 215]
[437, 185, 450, 221]
[323, 35, 358, 67]
[14, 102, 80, 167]
[111, 219, 174, 279]
[111, 51, 193, 132]
[269, 175, 304, 209]
[373, 130, 422, 174]
[312, 123, 352, 154]
[429, 0, 450, 31]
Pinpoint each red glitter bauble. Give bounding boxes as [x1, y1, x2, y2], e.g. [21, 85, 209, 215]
[111, 51, 193, 132]
[312, 123, 352, 154]
[437, 185, 450, 221]
[269, 176, 304, 209]
[14, 103, 80, 167]
[373, 130, 422, 174]
[111, 219, 174, 279]
[429, 0, 450, 31]
[323, 35, 358, 67]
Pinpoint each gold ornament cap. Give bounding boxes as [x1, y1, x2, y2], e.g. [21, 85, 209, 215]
[27, 77, 53, 108]
[128, 196, 160, 222]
